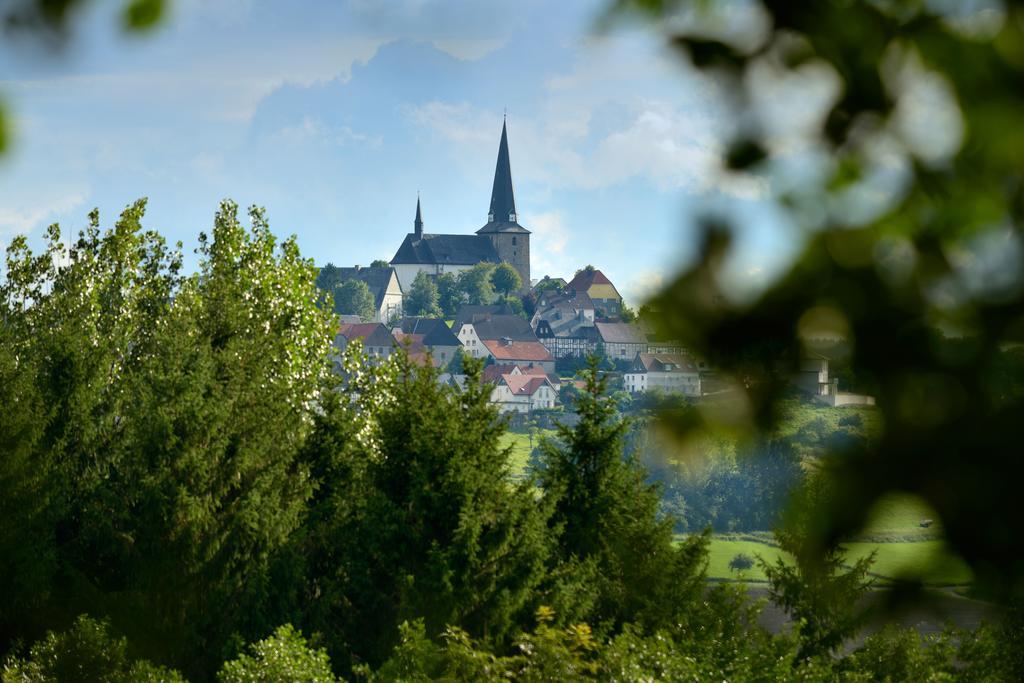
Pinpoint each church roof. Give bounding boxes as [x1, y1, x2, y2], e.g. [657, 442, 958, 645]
[477, 119, 530, 235]
[391, 233, 499, 266]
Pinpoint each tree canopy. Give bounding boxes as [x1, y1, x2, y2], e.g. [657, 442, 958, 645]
[334, 278, 375, 320]
[491, 263, 522, 296]
[406, 270, 442, 317]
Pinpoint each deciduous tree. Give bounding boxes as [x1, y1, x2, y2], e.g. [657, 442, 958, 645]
[405, 271, 441, 317]
[334, 278, 375, 319]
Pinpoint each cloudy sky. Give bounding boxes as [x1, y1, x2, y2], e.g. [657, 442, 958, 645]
[0, 0, 793, 304]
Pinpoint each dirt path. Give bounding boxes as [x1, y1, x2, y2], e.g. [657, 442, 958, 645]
[748, 587, 1001, 645]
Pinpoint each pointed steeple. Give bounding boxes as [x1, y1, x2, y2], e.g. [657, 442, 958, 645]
[487, 117, 517, 225]
[414, 195, 424, 239]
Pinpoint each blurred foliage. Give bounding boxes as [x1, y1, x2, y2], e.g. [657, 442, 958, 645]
[0, 0, 167, 153]
[612, 0, 1024, 600]
[2, 0, 164, 41]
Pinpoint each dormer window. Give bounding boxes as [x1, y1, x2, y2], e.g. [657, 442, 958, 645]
[488, 212, 495, 222]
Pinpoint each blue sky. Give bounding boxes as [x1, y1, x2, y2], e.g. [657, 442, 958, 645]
[0, 0, 794, 304]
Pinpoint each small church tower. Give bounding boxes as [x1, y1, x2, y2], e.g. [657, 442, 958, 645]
[477, 118, 530, 292]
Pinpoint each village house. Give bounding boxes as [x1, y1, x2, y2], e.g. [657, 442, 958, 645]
[794, 351, 875, 407]
[481, 337, 555, 374]
[623, 353, 702, 397]
[455, 309, 537, 360]
[392, 317, 462, 368]
[333, 266, 403, 322]
[487, 370, 559, 413]
[334, 322, 397, 361]
[535, 322, 601, 359]
[482, 362, 561, 392]
[595, 322, 648, 361]
[566, 267, 622, 319]
[530, 289, 595, 336]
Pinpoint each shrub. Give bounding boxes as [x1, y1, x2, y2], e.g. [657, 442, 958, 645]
[838, 414, 863, 428]
[729, 553, 755, 572]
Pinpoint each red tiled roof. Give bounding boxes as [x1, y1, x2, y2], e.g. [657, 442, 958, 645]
[338, 323, 394, 346]
[482, 339, 554, 362]
[483, 363, 556, 385]
[501, 374, 554, 397]
[568, 268, 613, 290]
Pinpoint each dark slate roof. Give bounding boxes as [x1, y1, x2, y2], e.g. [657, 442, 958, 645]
[477, 119, 530, 235]
[394, 317, 460, 347]
[338, 323, 395, 348]
[469, 314, 537, 342]
[391, 233, 499, 266]
[335, 266, 395, 309]
[452, 303, 515, 328]
[595, 322, 647, 345]
[632, 353, 700, 374]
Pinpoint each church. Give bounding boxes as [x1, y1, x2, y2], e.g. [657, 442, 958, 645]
[390, 119, 531, 293]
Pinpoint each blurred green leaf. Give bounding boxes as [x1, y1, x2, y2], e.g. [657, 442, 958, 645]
[123, 0, 164, 31]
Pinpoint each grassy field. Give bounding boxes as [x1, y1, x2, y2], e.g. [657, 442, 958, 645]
[500, 430, 556, 478]
[703, 536, 972, 586]
[774, 396, 882, 443]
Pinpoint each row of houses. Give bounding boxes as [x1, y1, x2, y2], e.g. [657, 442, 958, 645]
[335, 308, 562, 413]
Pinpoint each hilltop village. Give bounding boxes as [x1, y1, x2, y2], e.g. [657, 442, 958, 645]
[317, 120, 858, 414]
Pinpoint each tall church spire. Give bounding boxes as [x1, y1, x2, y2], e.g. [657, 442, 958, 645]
[487, 117, 517, 225]
[414, 195, 424, 238]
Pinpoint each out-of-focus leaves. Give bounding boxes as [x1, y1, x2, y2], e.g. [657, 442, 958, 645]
[613, 0, 1024, 601]
[2, 0, 167, 45]
[725, 137, 767, 171]
[123, 0, 163, 31]
[0, 105, 8, 154]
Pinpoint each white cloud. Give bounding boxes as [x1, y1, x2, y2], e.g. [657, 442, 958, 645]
[621, 267, 666, 307]
[407, 96, 767, 200]
[431, 38, 506, 60]
[525, 210, 572, 279]
[0, 188, 89, 239]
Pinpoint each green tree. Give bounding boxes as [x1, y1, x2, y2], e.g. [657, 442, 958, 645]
[370, 259, 390, 269]
[334, 278, 375, 319]
[0, 200, 335, 678]
[316, 263, 344, 293]
[761, 477, 875, 660]
[491, 262, 522, 296]
[1, 615, 184, 682]
[498, 294, 526, 319]
[459, 262, 496, 305]
[405, 270, 441, 317]
[436, 271, 463, 317]
[299, 351, 552, 670]
[536, 357, 708, 630]
[218, 625, 339, 682]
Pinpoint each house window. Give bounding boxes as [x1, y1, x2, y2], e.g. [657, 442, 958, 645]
[512, 236, 517, 245]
